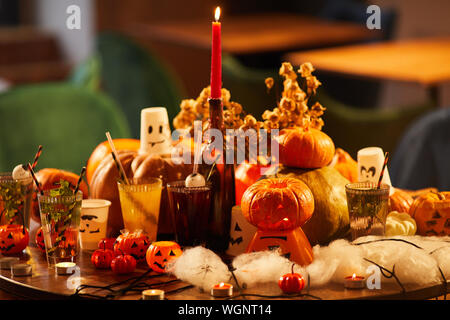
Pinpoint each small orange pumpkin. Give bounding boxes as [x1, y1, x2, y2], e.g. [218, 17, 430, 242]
[114, 230, 150, 262]
[389, 188, 414, 213]
[278, 127, 335, 169]
[409, 191, 450, 236]
[86, 138, 140, 184]
[241, 177, 314, 231]
[146, 241, 182, 273]
[0, 224, 29, 255]
[234, 160, 274, 206]
[329, 148, 358, 182]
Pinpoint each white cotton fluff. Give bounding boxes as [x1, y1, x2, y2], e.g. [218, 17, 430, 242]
[169, 236, 450, 291]
[232, 250, 299, 288]
[169, 246, 231, 291]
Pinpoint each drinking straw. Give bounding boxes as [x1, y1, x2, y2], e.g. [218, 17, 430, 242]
[105, 132, 130, 184]
[111, 152, 125, 182]
[376, 152, 389, 189]
[27, 163, 43, 195]
[192, 120, 203, 174]
[30, 145, 43, 170]
[74, 166, 86, 195]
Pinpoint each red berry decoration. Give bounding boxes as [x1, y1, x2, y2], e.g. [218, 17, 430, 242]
[91, 241, 115, 269]
[111, 251, 137, 274]
[35, 226, 46, 252]
[278, 264, 305, 294]
[98, 238, 115, 251]
[114, 230, 150, 262]
[0, 224, 29, 255]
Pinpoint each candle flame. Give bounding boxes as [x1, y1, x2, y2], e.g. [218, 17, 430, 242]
[219, 282, 224, 287]
[215, 7, 221, 22]
[352, 273, 356, 279]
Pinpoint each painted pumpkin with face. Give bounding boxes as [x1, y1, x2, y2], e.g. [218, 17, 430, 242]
[0, 224, 29, 255]
[114, 231, 150, 262]
[241, 178, 314, 231]
[35, 226, 46, 252]
[409, 191, 450, 236]
[146, 241, 182, 273]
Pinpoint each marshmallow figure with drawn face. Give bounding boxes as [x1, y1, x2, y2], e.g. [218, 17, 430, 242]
[139, 107, 172, 155]
[357, 147, 392, 194]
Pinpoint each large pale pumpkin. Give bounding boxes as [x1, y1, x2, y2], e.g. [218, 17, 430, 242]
[409, 191, 450, 236]
[90, 150, 192, 237]
[32, 168, 89, 222]
[278, 127, 335, 169]
[274, 166, 349, 245]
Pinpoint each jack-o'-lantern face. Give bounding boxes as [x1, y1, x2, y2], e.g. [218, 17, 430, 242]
[114, 232, 150, 261]
[0, 224, 29, 255]
[146, 241, 182, 273]
[226, 206, 257, 257]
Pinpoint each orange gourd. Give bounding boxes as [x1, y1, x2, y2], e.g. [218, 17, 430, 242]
[389, 188, 414, 213]
[234, 161, 274, 206]
[278, 127, 335, 169]
[330, 148, 358, 182]
[409, 191, 450, 236]
[86, 139, 140, 184]
[0, 224, 29, 255]
[114, 230, 150, 262]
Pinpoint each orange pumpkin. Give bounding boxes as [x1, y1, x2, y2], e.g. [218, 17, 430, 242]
[409, 191, 450, 236]
[278, 127, 335, 169]
[329, 148, 358, 182]
[86, 139, 140, 184]
[389, 188, 414, 213]
[114, 230, 150, 262]
[90, 150, 192, 237]
[146, 241, 182, 273]
[241, 178, 314, 231]
[0, 224, 29, 255]
[31, 169, 89, 222]
[234, 161, 274, 206]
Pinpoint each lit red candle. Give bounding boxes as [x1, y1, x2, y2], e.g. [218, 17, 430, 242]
[210, 7, 222, 99]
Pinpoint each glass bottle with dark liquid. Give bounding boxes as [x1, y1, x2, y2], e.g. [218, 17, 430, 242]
[201, 97, 235, 253]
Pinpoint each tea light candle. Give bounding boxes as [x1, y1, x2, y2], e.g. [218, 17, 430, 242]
[55, 262, 77, 275]
[142, 289, 165, 300]
[211, 282, 233, 297]
[0, 257, 20, 270]
[344, 274, 365, 289]
[11, 263, 32, 277]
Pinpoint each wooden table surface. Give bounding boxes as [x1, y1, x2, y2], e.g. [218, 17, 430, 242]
[0, 246, 448, 300]
[134, 13, 378, 55]
[286, 37, 450, 86]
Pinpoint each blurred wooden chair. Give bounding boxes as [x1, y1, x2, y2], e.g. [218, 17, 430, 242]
[0, 83, 130, 173]
[222, 54, 432, 157]
[69, 32, 186, 137]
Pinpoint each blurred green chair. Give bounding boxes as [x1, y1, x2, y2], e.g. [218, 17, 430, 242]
[69, 32, 186, 138]
[222, 54, 433, 157]
[0, 83, 130, 173]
